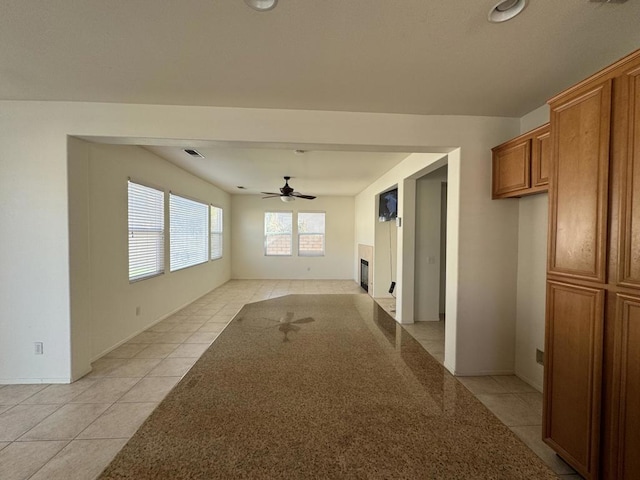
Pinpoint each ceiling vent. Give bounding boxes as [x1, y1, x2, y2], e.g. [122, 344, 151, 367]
[184, 149, 204, 158]
[589, 0, 628, 3]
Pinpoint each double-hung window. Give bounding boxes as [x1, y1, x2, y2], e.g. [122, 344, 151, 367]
[128, 180, 165, 282]
[210, 206, 223, 260]
[169, 193, 209, 271]
[264, 212, 293, 256]
[298, 212, 325, 256]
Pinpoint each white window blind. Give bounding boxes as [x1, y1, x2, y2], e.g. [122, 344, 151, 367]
[210, 206, 223, 260]
[128, 181, 165, 282]
[298, 212, 325, 256]
[170, 193, 209, 271]
[264, 211, 292, 256]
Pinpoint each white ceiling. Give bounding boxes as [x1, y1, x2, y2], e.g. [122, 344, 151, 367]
[3, 0, 639, 195]
[143, 145, 413, 196]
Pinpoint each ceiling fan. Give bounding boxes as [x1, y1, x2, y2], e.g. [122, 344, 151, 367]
[262, 176, 316, 202]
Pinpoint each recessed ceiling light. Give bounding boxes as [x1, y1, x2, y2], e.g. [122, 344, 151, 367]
[488, 0, 527, 23]
[244, 0, 278, 12]
[237, 186, 246, 190]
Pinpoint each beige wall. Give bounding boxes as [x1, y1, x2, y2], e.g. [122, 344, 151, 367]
[73, 142, 231, 375]
[355, 144, 520, 376]
[515, 104, 550, 391]
[231, 195, 355, 279]
[0, 101, 519, 382]
[68, 138, 93, 380]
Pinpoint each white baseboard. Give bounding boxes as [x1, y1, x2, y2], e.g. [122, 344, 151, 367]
[452, 369, 515, 376]
[0, 377, 72, 385]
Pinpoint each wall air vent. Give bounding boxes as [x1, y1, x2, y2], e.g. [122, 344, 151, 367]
[184, 149, 204, 158]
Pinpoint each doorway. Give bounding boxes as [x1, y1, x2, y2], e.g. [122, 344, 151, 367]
[411, 165, 448, 363]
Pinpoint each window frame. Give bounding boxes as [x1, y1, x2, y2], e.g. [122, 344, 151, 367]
[297, 211, 326, 257]
[127, 179, 166, 283]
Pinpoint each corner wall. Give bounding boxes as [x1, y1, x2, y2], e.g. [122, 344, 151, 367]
[74, 142, 232, 375]
[515, 104, 550, 391]
[0, 101, 519, 382]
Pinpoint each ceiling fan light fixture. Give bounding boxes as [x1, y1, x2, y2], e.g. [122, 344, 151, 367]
[244, 0, 278, 11]
[281, 196, 295, 202]
[488, 0, 527, 23]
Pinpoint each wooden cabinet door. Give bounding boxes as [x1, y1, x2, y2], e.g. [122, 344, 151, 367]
[611, 294, 640, 479]
[492, 138, 530, 198]
[548, 81, 612, 283]
[617, 66, 640, 288]
[543, 281, 604, 479]
[532, 126, 551, 188]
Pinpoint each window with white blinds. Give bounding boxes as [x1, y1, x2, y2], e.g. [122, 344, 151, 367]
[210, 206, 223, 260]
[170, 193, 209, 272]
[128, 180, 165, 282]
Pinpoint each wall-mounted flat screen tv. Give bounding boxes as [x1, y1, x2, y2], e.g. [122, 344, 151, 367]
[378, 188, 398, 222]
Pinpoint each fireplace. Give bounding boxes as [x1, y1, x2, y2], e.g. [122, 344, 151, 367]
[360, 259, 369, 292]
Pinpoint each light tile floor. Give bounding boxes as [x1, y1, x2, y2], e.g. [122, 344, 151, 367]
[402, 319, 579, 479]
[0, 280, 581, 479]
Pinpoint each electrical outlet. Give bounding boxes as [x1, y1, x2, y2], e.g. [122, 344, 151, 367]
[34, 342, 43, 355]
[536, 348, 544, 366]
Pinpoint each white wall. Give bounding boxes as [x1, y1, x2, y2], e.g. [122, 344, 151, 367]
[520, 104, 549, 133]
[68, 138, 93, 380]
[515, 103, 550, 391]
[414, 167, 447, 322]
[374, 218, 398, 298]
[355, 137, 520, 375]
[231, 195, 354, 279]
[84, 143, 231, 368]
[515, 194, 548, 391]
[0, 101, 519, 382]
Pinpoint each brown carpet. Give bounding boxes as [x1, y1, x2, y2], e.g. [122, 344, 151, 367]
[99, 294, 557, 479]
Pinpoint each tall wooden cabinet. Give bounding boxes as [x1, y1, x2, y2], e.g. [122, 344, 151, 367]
[543, 49, 640, 479]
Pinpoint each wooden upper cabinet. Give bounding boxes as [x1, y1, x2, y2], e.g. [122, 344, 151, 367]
[492, 137, 530, 198]
[532, 127, 551, 187]
[491, 123, 550, 199]
[547, 81, 612, 283]
[617, 65, 640, 288]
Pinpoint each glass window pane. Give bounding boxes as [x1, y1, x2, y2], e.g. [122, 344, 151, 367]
[128, 181, 165, 281]
[210, 206, 223, 260]
[170, 194, 209, 271]
[298, 212, 325, 256]
[265, 212, 292, 256]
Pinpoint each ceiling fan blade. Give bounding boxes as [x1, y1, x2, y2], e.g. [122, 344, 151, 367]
[292, 317, 314, 324]
[292, 193, 316, 200]
[262, 195, 281, 199]
[261, 191, 280, 195]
